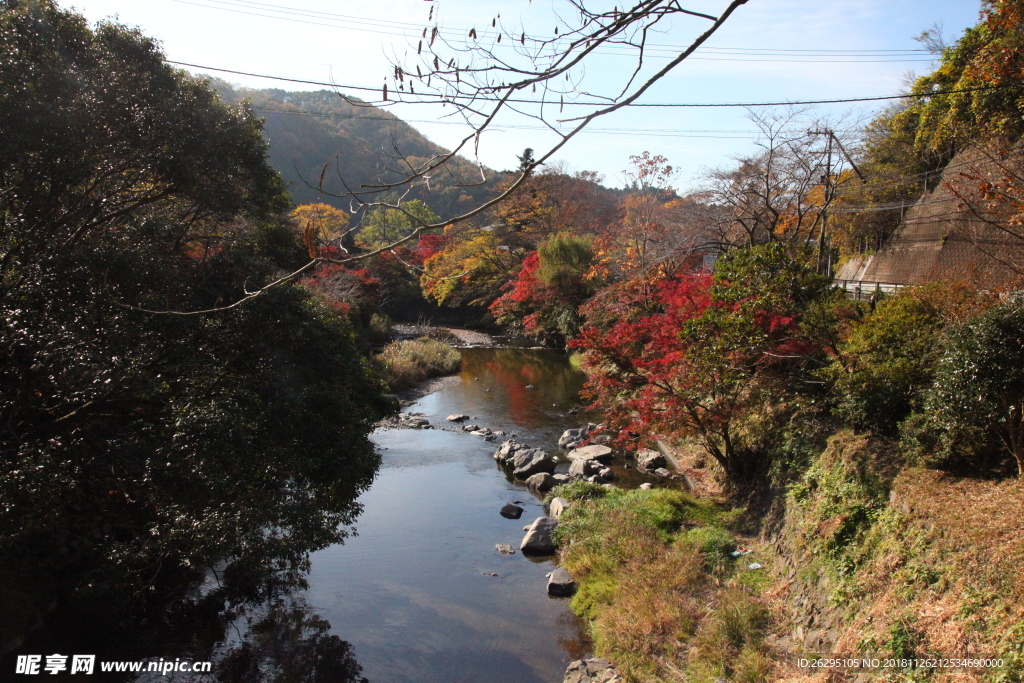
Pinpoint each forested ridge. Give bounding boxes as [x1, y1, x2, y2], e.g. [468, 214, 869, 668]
[212, 83, 506, 220]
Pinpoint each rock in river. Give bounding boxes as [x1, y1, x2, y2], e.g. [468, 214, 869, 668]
[547, 567, 576, 597]
[447, 414, 469, 422]
[558, 425, 592, 448]
[563, 658, 623, 683]
[511, 448, 555, 480]
[636, 448, 667, 471]
[500, 503, 524, 519]
[525, 472, 557, 491]
[566, 444, 613, 464]
[381, 412, 432, 429]
[521, 516, 558, 555]
[568, 458, 602, 479]
[493, 439, 528, 465]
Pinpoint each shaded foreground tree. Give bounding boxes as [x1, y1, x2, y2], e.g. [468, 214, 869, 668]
[0, 0, 389, 629]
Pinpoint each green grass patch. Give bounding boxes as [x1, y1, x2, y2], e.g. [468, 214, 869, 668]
[678, 525, 736, 571]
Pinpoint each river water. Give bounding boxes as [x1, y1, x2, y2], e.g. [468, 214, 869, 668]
[305, 347, 592, 683]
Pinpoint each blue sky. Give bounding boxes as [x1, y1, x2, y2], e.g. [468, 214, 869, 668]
[70, 0, 982, 189]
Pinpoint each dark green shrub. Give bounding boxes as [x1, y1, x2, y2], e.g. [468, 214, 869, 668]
[907, 298, 1024, 476]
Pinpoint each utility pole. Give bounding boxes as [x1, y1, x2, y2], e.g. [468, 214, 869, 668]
[813, 131, 833, 276]
[809, 128, 863, 276]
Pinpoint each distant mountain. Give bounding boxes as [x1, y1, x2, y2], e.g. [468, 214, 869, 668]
[211, 81, 507, 219]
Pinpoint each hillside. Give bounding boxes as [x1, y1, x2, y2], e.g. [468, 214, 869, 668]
[211, 81, 507, 219]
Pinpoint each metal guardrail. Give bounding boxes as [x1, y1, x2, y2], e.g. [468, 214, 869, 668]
[834, 279, 908, 300]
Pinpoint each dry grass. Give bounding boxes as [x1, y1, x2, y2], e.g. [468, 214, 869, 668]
[555, 487, 776, 682]
[372, 336, 461, 392]
[893, 468, 1024, 604]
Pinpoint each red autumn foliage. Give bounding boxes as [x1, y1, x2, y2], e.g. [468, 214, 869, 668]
[572, 265, 820, 481]
[490, 252, 548, 334]
[301, 263, 380, 321]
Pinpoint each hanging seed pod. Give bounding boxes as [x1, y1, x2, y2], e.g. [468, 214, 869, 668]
[560, 95, 563, 112]
[497, 33, 501, 43]
[431, 27, 438, 46]
[422, 27, 427, 38]
[383, 82, 388, 101]
[416, 64, 422, 77]
[398, 68, 404, 82]
[492, 17, 496, 27]
[469, 27, 477, 39]
[456, 69, 460, 83]
[521, 32, 525, 44]
[428, 6, 433, 21]
[433, 56, 439, 70]
[532, 83, 536, 92]
[417, 40, 423, 54]
[554, 26, 559, 35]
[448, 58, 455, 68]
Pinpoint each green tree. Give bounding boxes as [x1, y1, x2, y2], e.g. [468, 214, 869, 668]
[0, 0, 389, 609]
[356, 199, 439, 250]
[819, 293, 946, 434]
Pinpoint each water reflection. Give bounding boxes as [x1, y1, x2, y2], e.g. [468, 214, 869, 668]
[4, 562, 367, 683]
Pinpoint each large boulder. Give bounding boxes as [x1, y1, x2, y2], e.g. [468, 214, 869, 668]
[548, 497, 570, 519]
[567, 444, 613, 464]
[636, 448, 667, 471]
[563, 659, 623, 683]
[568, 458, 602, 479]
[558, 424, 597, 448]
[512, 448, 555, 480]
[447, 414, 469, 422]
[547, 567, 576, 597]
[525, 472, 557, 491]
[521, 516, 558, 555]
[493, 439, 527, 465]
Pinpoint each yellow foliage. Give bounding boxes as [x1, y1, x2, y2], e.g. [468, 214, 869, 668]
[290, 203, 350, 245]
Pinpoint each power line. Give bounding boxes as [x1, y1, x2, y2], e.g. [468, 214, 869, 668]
[167, 0, 935, 62]
[169, 60, 1024, 109]
[252, 106, 768, 138]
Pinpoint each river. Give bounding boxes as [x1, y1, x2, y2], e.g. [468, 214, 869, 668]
[305, 347, 592, 683]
